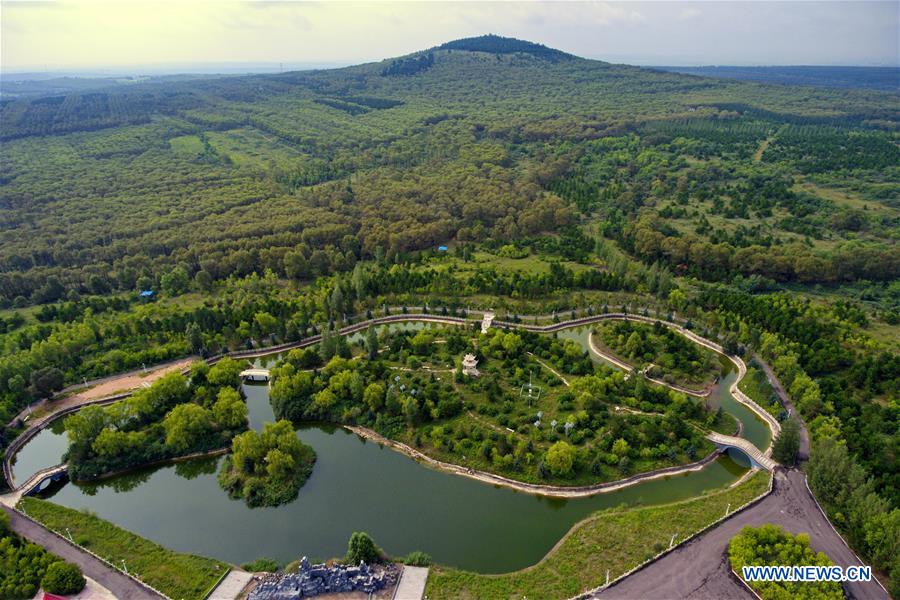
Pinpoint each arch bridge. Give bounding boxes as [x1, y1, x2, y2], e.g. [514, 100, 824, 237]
[706, 432, 777, 471]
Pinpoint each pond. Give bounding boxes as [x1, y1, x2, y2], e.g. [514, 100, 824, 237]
[40, 383, 749, 573]
[15, 318, 773, 573]
[10, 418, 68, 485]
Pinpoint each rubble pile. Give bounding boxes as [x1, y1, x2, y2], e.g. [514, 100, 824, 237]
[249, 556, 397, 599]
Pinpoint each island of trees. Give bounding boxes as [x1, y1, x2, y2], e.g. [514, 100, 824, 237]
[218, 419, 316, 507]
[269, 325, 728, 486]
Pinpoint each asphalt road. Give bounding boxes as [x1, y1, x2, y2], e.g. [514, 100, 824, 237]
[596, 469, 888, 600]
[3, 506, 163, 600]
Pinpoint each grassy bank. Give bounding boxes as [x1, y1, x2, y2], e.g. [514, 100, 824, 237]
[738, 364, 783, 418]
[425, 470, 770, 599]
[18, 497, 228, 600]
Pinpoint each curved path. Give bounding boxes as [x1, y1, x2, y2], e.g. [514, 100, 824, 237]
[593, 469, 889, 600]
[586, 332, 712, 397]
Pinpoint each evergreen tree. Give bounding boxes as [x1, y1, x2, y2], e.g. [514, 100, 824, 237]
[366, 325, 378, 359]
[772, 417, 801, 465]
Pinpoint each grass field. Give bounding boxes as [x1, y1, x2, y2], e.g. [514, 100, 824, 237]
[18, 497, 229, 600]
[206, 127, 308, 170]
[168, 134, 206, 158]
[425, 470, 771, 599]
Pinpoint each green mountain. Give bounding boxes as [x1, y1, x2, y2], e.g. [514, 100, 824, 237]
[0, 36, 897, 302]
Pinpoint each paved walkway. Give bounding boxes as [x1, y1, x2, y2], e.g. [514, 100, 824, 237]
[756, 356, 810, 460]
[3, 505, 162, 600]
[594, 469, 888, 600]
[393, 566, 429, 600]
[207, 569, 253, 599]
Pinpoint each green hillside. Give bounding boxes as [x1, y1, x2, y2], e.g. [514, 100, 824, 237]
[0, 39, 897, 587]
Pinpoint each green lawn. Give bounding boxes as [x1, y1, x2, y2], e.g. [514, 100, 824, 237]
[168, 134, 205, 158]
[425, 470, 771, 599]
[18, 497, 229, 600]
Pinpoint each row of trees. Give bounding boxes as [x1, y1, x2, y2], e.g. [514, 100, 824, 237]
[623, 214, 897, 284]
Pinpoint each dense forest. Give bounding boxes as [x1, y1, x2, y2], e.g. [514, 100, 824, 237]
[0, 35, 897, 590]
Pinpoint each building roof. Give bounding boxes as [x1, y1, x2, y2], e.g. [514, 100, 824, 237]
[139, 290, 154, 297]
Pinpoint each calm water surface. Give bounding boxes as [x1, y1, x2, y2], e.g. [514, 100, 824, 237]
[16, 319, 768, 572]
[41, 384, 747, 572]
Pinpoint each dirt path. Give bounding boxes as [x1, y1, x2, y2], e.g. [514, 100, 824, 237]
[593, 469, 889, 600]
[753, 136, 773, 162]
[16, 358, 195, 430]
[754, 355, 810, 460]
[526, 352, 570, 386]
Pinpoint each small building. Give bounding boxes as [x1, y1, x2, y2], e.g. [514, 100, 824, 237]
[461, 353, 479, 377]
[437, 245, 449, 252]
[139, 290, 155, 301]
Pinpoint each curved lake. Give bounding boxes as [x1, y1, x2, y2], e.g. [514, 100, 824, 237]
[39, 384, 747, 572]
[15, 318, 771, 572]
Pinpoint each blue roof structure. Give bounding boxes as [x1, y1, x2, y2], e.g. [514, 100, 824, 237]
[139, 290, 155, 297]
[437, 245, 449, 252]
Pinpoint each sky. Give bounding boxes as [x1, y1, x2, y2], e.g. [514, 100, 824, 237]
[2, 0, 899, 73]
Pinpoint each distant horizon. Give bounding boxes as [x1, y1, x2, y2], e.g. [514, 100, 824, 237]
[3, 59, 899, 80]
[3, 2, 898, 72]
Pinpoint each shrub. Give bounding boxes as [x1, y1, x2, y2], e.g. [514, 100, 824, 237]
[545, 441, 576, 477]
[402, 551, 433, 566]
[241, 558, 280, 572]
[346, 532, 380, 564]
[42, 562, 86, 595]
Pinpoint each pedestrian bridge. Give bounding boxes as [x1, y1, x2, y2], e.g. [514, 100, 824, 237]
[1, 463, 69, 507]
[706, 432, 778, 471]
[239, 368, 270, 382]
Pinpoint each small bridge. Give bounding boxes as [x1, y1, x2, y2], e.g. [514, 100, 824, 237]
[706, 432, 777, 471]
[239, 368, 270, 382]
[1, 464, 69, 507]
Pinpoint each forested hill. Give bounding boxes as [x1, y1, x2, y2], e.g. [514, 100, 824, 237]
[1, 35, 898, 305]
[436, 34, 576, 62]
[2, 35, 897, 143]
